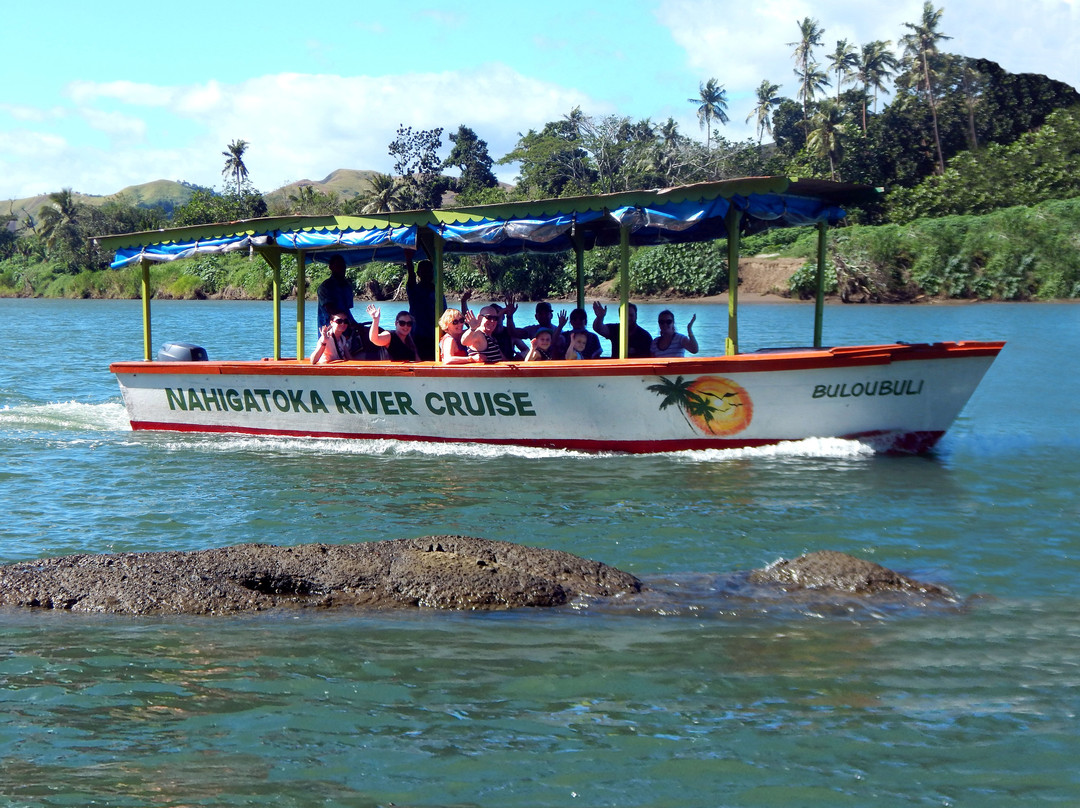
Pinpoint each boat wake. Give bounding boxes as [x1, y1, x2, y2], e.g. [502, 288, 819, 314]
[146, 432, 876, 461]
[663, 437, 876, 462]
[0, 400, 130, 433]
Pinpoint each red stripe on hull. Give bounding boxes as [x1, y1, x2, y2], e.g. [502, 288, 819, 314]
[129, 420, 945, 455]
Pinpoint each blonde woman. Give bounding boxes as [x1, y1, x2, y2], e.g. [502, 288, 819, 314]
[439, 308, 482, 365]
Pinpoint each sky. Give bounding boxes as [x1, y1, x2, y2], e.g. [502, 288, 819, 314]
[1, 0, 1077, 202]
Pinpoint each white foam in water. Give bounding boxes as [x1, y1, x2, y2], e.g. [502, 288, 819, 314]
[665, 437, 877, 461]
[0, 401, 130, 432]
[150, 431, 873, 461]
[155, 433, 592, 460]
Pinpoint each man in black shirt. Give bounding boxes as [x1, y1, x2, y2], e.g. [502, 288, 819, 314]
[591, 301, 652, 358]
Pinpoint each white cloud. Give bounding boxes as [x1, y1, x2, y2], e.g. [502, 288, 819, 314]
[2, 64, 596, 199]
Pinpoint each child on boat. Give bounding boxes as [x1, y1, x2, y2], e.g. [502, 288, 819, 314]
[565, 331, 589, 360]
[525, 328, 555, 361]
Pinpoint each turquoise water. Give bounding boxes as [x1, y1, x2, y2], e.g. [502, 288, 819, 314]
[1, 298, 1078, 806]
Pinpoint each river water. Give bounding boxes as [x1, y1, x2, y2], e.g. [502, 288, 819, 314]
[0, 297, 1077, 807]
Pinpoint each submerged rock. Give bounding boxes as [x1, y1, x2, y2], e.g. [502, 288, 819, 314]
[748, 550, 952, 597]
[0, 536, 643, 615]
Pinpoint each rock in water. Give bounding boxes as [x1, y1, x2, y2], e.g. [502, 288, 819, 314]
[0, 536, 643, 615]
[748, 550, 951, 596]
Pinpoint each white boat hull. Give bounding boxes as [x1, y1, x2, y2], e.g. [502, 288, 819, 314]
[111, 341, 1003, 453]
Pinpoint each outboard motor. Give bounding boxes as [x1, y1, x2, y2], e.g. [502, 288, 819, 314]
[156, 342, 208, 362]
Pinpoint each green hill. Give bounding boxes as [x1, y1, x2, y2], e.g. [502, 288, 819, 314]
[4, 180, 199, 226]
[5, 171, 380, 227]
[262, 169, 378, 211]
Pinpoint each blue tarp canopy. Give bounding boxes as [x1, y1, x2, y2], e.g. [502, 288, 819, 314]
[97, 178, 869, 269]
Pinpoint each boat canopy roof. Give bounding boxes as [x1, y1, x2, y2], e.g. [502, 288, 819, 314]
[95, 177, 876, 269]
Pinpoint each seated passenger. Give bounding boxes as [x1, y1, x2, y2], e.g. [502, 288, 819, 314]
[591, 301, 653, 358]
[565, 307, 603, 358]
[565, 331, 590, 360]
[310, 311, 354, 364]
[347, 314, 389, 360]
[367, 304, 421, 361]
[651, 310, 699, 357]
[524, 327, 555, 361]
[463, 305, 506, 364]
[439, 308, 478, 365]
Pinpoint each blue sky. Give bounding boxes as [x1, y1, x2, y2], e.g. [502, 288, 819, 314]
[2, 0, 1077, 201]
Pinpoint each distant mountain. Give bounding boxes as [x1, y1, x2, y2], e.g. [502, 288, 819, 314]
[262, 169, 378, 211]
[4, 170, 381, 227]
[3, 180, 200, 227]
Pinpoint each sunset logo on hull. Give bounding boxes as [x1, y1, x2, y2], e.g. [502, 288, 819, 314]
[648, 375, 753, 436]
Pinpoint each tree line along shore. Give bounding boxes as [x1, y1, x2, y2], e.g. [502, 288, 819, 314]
[4, 193, 1077, 304]
[4, 4, 1079, 303]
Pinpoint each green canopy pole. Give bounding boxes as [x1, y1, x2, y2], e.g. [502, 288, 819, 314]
[296, 251, 306, 361]
[140, 258, 152, 361]
[619, 224, 630, 359]
[433, 235, 445, 361]
[262, 249, 282, 360]
[724, 206, 743, 356]
[814, 221, 827, 348]
[573, 236, 586, 311]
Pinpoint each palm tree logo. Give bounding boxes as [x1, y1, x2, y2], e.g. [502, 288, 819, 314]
[647, 375, 753, 436]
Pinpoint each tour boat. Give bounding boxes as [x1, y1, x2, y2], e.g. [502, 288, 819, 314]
[96, 178, 1003, 454]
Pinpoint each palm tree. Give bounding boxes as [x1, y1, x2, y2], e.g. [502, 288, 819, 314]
[647, 376, 701, 431]
[795, 62, 831, 133]
[807, 101, 849, 180]
[746, 80, 783, 144]
[789, 17, 825, 131]
[853, 40, 899, 131]
[827, 40, 859, 101]
[37, 188, 83, 269]
[221, 139, 250, 191]
[356, 173, 403, 214]
[901, 2, 951, 174]
[688, 78, 729, 150]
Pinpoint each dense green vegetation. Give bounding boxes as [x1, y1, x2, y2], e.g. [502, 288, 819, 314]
[3, 2, 1079, 302]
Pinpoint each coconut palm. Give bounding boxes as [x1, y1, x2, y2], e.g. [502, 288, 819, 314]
[37, 188, 83, 269]
[356, 172, 404, 214]
[807, 101, 849, 180]
[795, 62, 831, 134]
[827, 39, 859, 101]
[789, 17, 825, 131]
[221, 139, 250, 191]
[746, 80, 783, 144]
[688, 78, 729, 151]
[901, 1, 951, 174]
[853, 40, 900, 131]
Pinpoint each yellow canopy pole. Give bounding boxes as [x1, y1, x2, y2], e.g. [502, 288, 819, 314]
[296, 251, 306, 361]
[432, 234, 445, 361]
[261, 248, 282, 360]
[724, 206, 743, 356]
[140, 258, 152, 361]
[618, 224, 630, 359]
[814, 221, 827, 348]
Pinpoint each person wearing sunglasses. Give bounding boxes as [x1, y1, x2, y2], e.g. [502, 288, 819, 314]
[650, 310, 699, 358]
[438, 308, 481, 365]
[367, 304, 421, 361]
[463, 305, 507, 364]
[310, 311, 355, 364]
